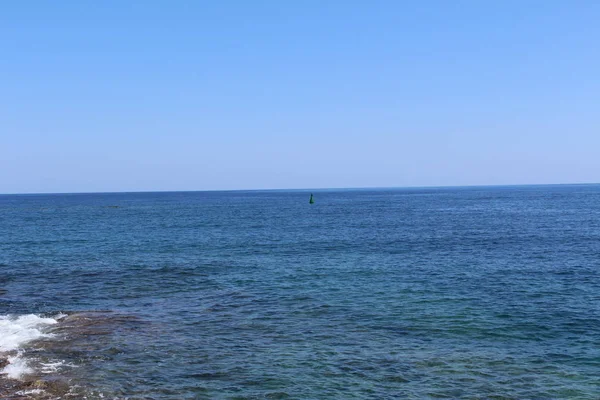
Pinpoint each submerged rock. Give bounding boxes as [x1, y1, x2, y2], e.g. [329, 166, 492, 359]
[0, 375, 72, 400]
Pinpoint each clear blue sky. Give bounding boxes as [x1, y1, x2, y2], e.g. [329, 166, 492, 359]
[2, 1, 599, 193]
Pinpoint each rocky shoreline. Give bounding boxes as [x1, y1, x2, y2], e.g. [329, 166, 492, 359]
[0, 356, 71, 400]
[1, 311, 146, 399]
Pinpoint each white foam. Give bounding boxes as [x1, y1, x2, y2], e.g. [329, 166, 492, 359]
[0, 314, 59, 379]
[16, 388, 46, 395]
[40, 360, 69, 373]
[0, 314, 58, 352]
[2, 353, 33, 379]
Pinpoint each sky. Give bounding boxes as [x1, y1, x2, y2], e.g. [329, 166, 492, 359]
[1, 1, 599, 193]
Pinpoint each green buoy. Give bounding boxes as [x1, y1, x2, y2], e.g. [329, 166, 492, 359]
[309, 193, 314, 204]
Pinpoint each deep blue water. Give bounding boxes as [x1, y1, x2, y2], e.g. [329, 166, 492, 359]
[1, 186, 600, 399]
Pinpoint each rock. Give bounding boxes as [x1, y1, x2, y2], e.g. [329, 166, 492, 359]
[28, 379, 48, 389]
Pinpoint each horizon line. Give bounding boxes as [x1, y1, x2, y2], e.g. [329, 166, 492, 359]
[1, 182, 599, 196]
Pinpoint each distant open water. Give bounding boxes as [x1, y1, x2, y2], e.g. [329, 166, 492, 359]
[1, 186, 599, 399]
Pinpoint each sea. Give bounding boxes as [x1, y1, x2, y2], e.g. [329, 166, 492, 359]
[0, 185, 599, 399]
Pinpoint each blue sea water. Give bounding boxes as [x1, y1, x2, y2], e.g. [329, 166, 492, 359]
[1, 185, 599, 399]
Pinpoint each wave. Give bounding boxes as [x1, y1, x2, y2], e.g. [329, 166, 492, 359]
[0, 314, 62, 379]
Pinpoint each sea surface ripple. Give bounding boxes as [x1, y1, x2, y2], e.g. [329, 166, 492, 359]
[1, 186, 599, 399]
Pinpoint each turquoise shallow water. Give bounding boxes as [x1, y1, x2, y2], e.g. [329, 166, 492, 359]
[1, 186, 600, 399]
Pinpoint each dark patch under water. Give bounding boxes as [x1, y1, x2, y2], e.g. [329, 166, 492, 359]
[1, 186, 600, 399]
